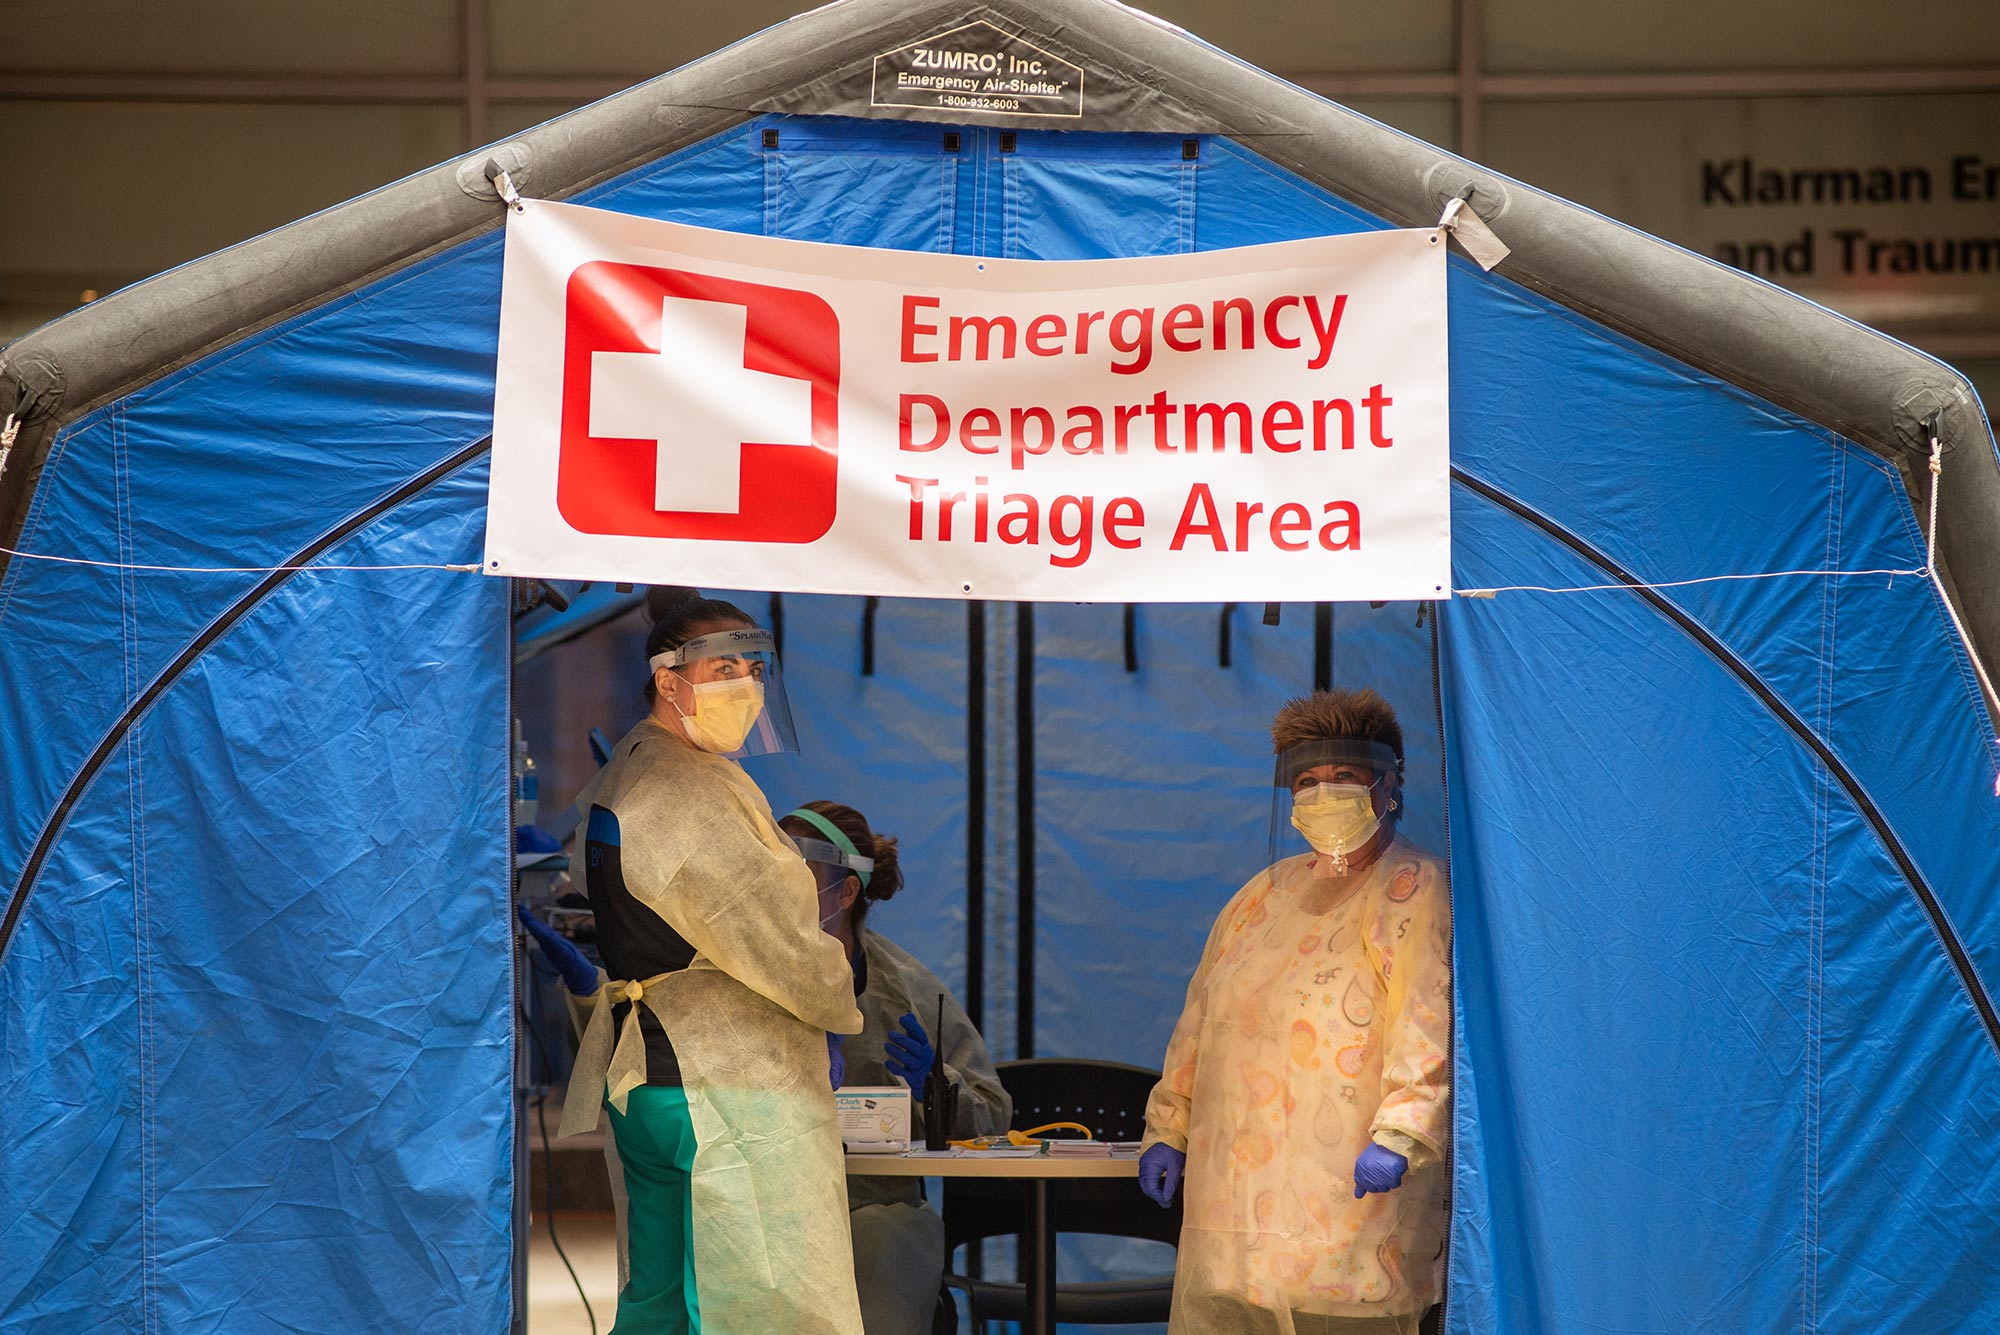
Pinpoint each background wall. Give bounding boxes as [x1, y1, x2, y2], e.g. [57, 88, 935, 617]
[3, 0, 1997, 404]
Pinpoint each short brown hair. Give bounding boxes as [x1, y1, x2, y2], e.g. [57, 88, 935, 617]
[1270, 688, 1404, 760]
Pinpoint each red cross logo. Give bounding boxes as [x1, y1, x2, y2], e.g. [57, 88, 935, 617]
[556, 261, 840, 543]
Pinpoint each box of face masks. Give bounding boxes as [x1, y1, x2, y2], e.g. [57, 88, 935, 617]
[836, 1086, 911, 1152]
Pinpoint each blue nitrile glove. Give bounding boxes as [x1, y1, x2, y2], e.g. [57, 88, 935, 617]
[516, 824, 562, 856]
[829, 1033, 846, 1090]
[1138, 1143, 1185, 1208]
[884, 1012, 937, 1086]
[517, 902, 599, 996]
[1353, 1143, 1409, 1198]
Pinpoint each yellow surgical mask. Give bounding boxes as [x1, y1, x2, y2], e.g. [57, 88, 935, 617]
[676, 677, 766, 754]
[1290, 782, 1381, 863]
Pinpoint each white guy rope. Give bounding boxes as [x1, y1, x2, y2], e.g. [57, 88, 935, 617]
[1454, 567, 1925, 598]
[0, 545, 481, 575]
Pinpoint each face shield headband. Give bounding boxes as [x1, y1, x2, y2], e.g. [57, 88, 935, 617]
[1272, 738, 1403, 790]
[784, 808, 875, 889]
[648, 627, 777, 673]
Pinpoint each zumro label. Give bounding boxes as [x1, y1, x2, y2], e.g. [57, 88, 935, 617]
[872, 19, 1083, 120]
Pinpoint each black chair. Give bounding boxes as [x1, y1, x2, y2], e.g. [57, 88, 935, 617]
[941, 1058, 1182, 1326]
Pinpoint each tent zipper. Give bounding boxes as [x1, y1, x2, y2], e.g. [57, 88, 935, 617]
[1428, 599, 1456, 1334]
[506, 616, 527, 1335]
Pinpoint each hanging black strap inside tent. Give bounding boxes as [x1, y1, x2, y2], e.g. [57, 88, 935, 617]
[860, 596, 881, 676]
[965, 602, 987, 1031]
[1016, 601, 1036, 1059]
[1123, 603, 1139, 672]
[1262, 603, 1281, 626]
[1314, 603, 1334, 690]
[1218, 603, 1237, 667]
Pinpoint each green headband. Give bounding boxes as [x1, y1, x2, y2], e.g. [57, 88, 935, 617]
[784, 808, 874, 888]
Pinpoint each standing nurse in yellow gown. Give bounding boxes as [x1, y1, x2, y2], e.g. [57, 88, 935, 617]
[560, 587, 866, 1335]
[1140, 689, 1451, 1335]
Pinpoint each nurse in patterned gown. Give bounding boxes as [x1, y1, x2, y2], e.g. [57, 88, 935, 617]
[1139, 688, 1451, 1335]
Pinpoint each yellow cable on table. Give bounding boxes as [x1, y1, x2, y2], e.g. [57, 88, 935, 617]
[949, 1122, 1095, 1150]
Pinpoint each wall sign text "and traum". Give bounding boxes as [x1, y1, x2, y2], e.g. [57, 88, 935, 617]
[1704, 154, 2000, 279]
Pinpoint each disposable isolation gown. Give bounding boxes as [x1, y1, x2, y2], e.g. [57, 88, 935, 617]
[844, 928, 1012, 1335]
[1143, 838, 1451, 1334]
[562, 718, 866, 1334]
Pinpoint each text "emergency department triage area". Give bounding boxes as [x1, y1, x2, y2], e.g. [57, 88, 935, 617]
[888, 288, 1404, 569]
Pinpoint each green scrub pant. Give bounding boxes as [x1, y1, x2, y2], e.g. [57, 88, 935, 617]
[607, 1087, 701, 1335]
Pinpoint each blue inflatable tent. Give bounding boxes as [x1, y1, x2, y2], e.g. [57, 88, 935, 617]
[4, 1, 1999, 1330]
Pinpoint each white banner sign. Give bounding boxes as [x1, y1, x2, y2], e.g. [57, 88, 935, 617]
[486, 200, 1450, 602]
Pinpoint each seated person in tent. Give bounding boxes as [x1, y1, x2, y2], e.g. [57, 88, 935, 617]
[1137, 689, 1450, 1335]
[778, 799, 1012, 1335]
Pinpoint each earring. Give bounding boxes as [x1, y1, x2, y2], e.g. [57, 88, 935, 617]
[1388, 798, 1399, 811]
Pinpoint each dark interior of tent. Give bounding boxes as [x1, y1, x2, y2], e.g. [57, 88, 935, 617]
[512, 585, 1455, 1323]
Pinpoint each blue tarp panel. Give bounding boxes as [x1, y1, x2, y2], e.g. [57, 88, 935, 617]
[0, 201, 514, 1329]
[0, 460, 511, 1329]
[5, 105, 1999, 1334]
[1444, 484, 2000, 1331]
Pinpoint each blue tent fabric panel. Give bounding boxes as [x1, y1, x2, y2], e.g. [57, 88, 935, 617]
[564, 125, 771, 237]
[998, 132, 1197, 260]
[0, 235, 507, 910]
[1448, 232, 2000, 898]
[1194, 136, 1392, 249]
[1, 463, 511, 1333]
[1442, 482, 2000, 1333]
[139, 464, 512, 1332]
[0, 226, 515, 1333]
[1811, 810, 2000, 1332]
[1437, 256, 2000, 1056]
[1442, 490, 1815, 1333]
[767, 119, 965, 252]
[0, 740, 148, 1327]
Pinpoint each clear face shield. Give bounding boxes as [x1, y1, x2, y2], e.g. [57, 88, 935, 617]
[649, 627, 798, 758]
[1269, 738, 1404, 875]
